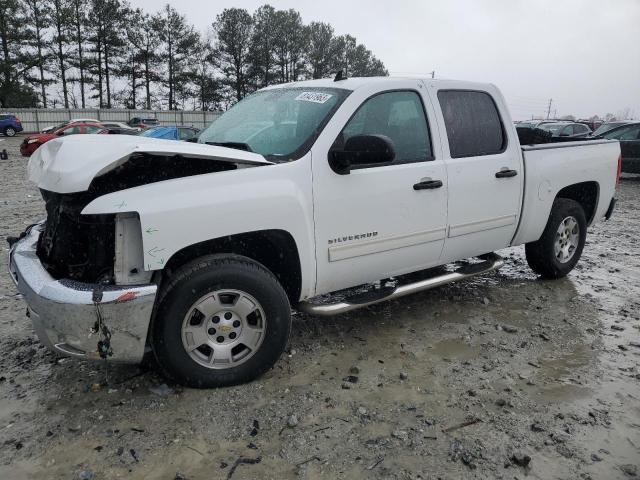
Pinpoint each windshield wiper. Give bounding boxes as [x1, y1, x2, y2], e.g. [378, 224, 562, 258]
[205, 141, 253, 152]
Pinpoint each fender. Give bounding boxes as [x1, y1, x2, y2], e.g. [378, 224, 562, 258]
[82, 156, 317, 299]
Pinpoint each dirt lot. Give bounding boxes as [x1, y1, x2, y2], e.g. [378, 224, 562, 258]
[0, 134, 638, 480]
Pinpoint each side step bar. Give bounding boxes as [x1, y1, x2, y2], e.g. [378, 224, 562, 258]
[298, 253, 504, 317]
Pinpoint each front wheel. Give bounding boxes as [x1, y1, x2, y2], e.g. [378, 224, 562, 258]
[4, 127, 16, 137]
[525, 198, 587, 279]
[152, 254, 291, 388]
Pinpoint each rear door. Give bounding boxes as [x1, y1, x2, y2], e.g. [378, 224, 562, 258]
[429, 84, 523, 262]
[311, 81, 448, 294]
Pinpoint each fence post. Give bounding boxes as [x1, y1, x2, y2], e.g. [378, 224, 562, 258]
[34, 109, 40, 132]
[203, 110, 206, 129]
[180, 110, 184, 126]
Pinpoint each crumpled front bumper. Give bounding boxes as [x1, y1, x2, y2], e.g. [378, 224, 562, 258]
[8, 223, 157, 363]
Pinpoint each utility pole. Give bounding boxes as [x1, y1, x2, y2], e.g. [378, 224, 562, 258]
[546, 98, 553, 119]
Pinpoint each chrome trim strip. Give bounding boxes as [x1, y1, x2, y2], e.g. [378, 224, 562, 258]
[328, 227, 446, 262]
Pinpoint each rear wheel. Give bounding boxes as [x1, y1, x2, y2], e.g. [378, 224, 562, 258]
[4, 127, 16, 137]
[525, 198, 587, 279]
[152, 254, 291, 388]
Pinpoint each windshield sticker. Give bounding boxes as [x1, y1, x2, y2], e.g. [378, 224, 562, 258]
[295, 92, 333, 104]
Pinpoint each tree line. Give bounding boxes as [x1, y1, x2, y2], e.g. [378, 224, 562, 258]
[0, 1, 388, 110]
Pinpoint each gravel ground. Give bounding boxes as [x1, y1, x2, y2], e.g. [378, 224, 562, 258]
[0, 134, 639, 480]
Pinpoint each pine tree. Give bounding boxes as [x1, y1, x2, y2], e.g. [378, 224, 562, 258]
[154, 4, 200, 110]
[0, 0, 38, 107]
[214, 8, 254, 103]
[50, 0, 72, 107]
[68, 0, 89, 107]
[24, 0, 52, 107]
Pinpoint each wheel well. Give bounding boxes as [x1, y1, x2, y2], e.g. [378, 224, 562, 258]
[163, 230, 302, 304]
[556, 181, 599, 225]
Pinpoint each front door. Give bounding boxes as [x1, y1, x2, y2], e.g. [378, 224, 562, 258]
[311, 82, 448, 295]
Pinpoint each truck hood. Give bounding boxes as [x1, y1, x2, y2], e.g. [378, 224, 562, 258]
[28, 134, 273, 194]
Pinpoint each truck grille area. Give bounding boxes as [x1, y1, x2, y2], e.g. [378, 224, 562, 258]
[37, 190, 115, 283]
[34, 153, 241, 284]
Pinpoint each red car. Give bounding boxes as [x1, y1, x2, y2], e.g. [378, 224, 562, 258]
[20, 122, 106, 157]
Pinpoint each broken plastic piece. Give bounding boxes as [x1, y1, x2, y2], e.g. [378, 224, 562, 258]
[116, 291, 138, 303]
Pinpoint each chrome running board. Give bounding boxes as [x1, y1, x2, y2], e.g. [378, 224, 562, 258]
[298, 253, 504, 317]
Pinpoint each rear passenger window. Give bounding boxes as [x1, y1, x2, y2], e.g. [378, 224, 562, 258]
[337, 90, 433, 164]
[437, 90, 506, 158]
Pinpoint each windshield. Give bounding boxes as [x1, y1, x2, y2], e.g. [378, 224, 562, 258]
[592, 122, 628, 137]
[516, 122, 535, 128]
[198, 87, 350, 161]
[538, 123, 568, 134]
[140, 126, 175, 139]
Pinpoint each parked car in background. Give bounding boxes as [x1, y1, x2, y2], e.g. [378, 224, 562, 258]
[138, 125, 199, 141]
[514, 120, 557, 129]
[0, 113, 24, 136]
[594, 122, 640, 173]
[590, 121, 633, 138]
[100, 122, 140, 135]
[576, 119, 603, 131]
[41, 118, 101, 133]
[537, 122, 592, 138]
[128, 117, 160, 129]
[21, 122, 106, 157]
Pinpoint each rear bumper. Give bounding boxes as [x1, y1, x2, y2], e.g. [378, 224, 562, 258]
[8, 223, 157, 363]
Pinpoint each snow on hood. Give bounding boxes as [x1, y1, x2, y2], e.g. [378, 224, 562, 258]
[28, 134, 273, 194]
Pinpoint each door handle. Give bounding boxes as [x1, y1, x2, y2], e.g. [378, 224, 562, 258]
[495, 169, 518, 178]
[413, 179, 443, 190]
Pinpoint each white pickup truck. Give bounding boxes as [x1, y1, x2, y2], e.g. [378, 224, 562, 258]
[9, 77, 620, 387]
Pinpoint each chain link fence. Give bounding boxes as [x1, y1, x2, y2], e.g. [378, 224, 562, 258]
[0, 108, 222, 133]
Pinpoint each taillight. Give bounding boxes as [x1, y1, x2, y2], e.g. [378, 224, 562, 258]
[15, 117, 21, 123]
[616, 154, 622, 185]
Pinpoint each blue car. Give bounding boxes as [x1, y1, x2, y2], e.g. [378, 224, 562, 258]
[138, 125, 199, 141]
[0, 113, 24, 137]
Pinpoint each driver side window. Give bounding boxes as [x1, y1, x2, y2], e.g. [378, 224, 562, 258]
[336, 91, 433, 165]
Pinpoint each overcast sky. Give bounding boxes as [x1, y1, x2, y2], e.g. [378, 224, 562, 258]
[131, 0, 640, 120]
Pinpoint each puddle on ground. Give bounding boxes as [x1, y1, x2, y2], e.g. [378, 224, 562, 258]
[428, 338, 481, 361]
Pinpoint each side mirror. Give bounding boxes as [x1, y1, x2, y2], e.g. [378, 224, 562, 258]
[329, 134, 395, 175]
[56, 131, 65, 136]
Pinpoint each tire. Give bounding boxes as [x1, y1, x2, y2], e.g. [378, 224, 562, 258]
[525, 198, 587, 279]
[152, 254, 291, 388]
[4, 127, 16, 137]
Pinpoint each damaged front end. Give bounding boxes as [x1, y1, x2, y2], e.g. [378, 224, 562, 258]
[9, 223, 157, 363]
[37, 150, 240, 285]
[38, 190, 116, 283]
[10, 135, 272, 363]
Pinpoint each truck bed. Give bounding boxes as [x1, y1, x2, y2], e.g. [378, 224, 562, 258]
[511, 139, 620, 246]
